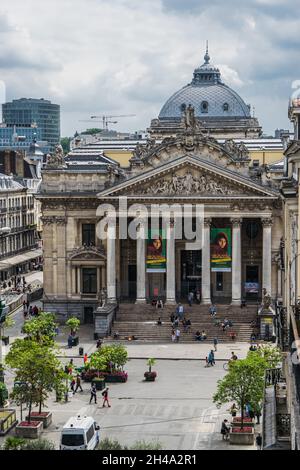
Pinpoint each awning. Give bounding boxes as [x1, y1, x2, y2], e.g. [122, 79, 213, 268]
[0, 248, 43, 270]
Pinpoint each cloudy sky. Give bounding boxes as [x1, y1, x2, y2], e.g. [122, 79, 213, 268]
[0, 0, 298, 136]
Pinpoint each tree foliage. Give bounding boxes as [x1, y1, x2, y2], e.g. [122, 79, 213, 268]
[96, 438, 163, 450]
[22, 312, 58, 346]
[60, 137, 70, 154]
[213, 355, 266, 428]
[66, 317, 80, 335]
[5, 339, 66, 417]
[3, 436, 55, 450]
[147, 358, 156, 372]
[247, 344, 282, 369]
[88, 344, 128, 373]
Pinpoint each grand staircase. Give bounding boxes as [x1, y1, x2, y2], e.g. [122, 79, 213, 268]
[109, 303, 259, 343]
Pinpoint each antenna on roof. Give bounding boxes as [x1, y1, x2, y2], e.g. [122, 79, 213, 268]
[204, 40, 210, 64]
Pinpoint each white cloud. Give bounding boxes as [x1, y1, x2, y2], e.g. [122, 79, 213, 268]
[0, 0, 296, 135]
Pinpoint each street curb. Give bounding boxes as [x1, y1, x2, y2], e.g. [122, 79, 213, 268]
[55, 355, 228, 362]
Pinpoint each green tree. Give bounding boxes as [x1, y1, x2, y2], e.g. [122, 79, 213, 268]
[6, 339, 66, 418]
[248, 344, 282, 369]
[81, 128, 103, 136]
[22, 313, 58, 346]
[60, 137, 70, 154]
[213, 355, 266, 428]
[88, 344, 128, 373]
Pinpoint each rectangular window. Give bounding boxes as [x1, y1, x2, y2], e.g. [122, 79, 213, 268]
[82, 268, 97, 294]
[82, 224, 95, 246]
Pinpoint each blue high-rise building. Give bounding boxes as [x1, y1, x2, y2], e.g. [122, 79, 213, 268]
[2, 98, 60, 151]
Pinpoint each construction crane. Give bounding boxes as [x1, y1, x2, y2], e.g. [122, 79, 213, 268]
[79, 114, 136, 131]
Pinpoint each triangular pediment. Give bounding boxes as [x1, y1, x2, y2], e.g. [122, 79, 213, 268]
[98, 155, 278, 200]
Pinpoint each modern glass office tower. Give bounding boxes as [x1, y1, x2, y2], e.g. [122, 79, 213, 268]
[2, 98, 60, 151]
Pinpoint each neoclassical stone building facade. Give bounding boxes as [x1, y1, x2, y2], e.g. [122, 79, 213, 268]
[38, 51, 284, 323]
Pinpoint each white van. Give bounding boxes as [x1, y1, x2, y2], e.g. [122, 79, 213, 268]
[60, 415, 100, 450]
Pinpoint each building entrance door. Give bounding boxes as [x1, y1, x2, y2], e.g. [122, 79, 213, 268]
[84, 306, 94, 324]
[180, 250, 201, 300]
[128, 265, 137, 300]
[245, 265, 259, 301]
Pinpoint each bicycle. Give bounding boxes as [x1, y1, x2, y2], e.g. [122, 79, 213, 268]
[223, 361, 230, 371]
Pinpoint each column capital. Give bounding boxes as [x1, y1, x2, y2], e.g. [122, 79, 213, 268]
[204, 217, 212, 227]
[230, 217, 243, 228]
[261, 217, 273, 227]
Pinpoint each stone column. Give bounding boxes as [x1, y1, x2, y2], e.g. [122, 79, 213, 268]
[262, 218, 272, 295]
[136, 220, 146, 304]
[201, 218, 211, 304]
[231, 218, 242, 305]
[106, 218, 116, 303]
[166, 219, 176, 305]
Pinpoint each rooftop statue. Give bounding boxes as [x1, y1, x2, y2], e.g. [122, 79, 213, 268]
[46, 144, 66, 168]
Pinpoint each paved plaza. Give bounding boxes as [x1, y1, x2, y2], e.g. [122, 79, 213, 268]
[1, 302, 259, 451]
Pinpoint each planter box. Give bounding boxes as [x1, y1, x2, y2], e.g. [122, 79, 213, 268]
[229, 427, 255, 445]
[91, 378, 106, 391]
[0, 409, 18, 435]
[72, 336, 79, 347]
[25, 412, 52, 429]
[15, 420, 43, 439]
[231, 417, 254, 428]
[144, 372, 157, 382]
[104, 374, 127, 383]
[83, 371, 128, 383]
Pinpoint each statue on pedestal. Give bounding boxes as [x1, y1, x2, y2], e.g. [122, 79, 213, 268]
[262, 288, 272, 310]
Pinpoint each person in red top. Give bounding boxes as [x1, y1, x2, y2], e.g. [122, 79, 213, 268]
[102, 387, 111, 408]
[83, 353, 88, 364]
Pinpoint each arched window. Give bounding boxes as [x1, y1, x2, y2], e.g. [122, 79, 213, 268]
[223, 103, 229, 112]
[201, 101, 208, 113]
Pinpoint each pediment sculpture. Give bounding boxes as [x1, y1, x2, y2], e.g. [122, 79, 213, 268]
[134, 170, 250, 196]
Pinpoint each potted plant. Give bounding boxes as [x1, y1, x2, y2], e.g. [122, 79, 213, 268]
[87, 345, 129, 383]
[66, 317, 80, 346]
[144, 358, 157, 382]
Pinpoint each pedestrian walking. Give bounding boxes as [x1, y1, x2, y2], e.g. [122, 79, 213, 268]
[83, 353, 88, 365]
[188, 292, 193, 307]
[23, 300, 26, 311]
[102, 387, 111, 407]
[171, 329, 176, 342]
[89, 384, 97, 404]
[256, 433, 262, 450]
[213, 337, 218, 351]
[175, 328, 181, 343]
[254, 406, 262, 424]
[176, 303, 184, 320]
[28, 306, 33, 317]
[70, 378, 76, 394]
[209, 304, 217, 317]
[221, 419, 230, 441]
[26, 300, 30, 310]
[74, 375, 83, 393]
[207, 350, 215, 366]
